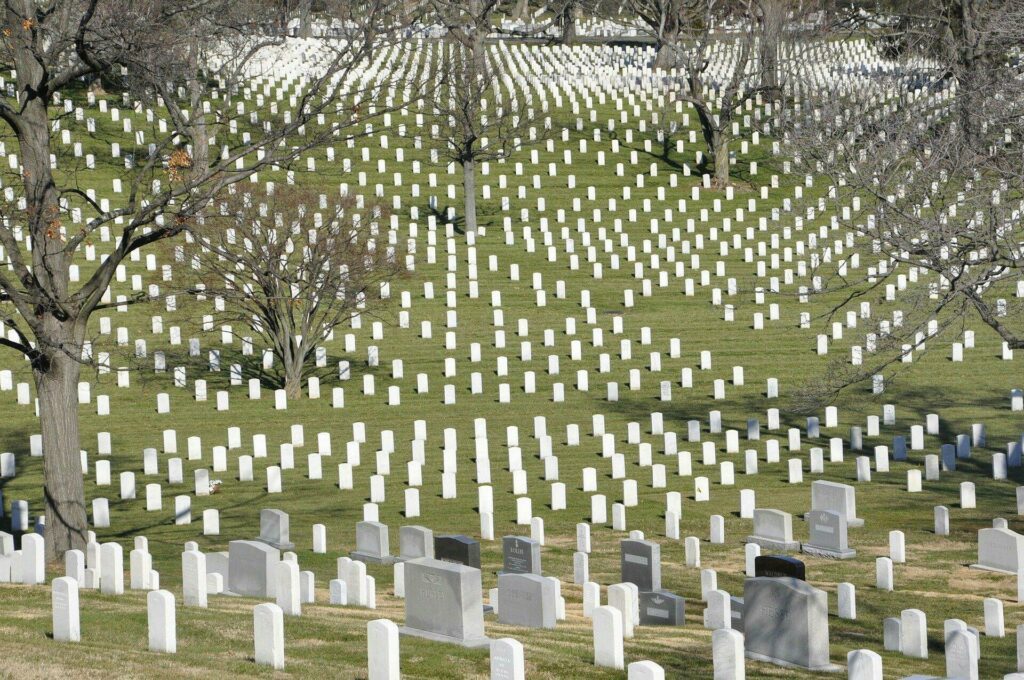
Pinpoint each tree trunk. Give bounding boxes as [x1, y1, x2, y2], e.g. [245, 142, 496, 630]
[714, 133, 730, 186]
[9, 20, 90, 564]
[282, 337, 304, 399]
[560, 5, 577, 45]
[760, 40, 779, 90]
[653, 42, 676, 70]
[186, 38, 210, 182]
[35, 342, 88, 563]
[513, 0, 529, 22]
[284, 370, 303, 399]
[462, 158, 478, 234]
[299, 0, 312, 38]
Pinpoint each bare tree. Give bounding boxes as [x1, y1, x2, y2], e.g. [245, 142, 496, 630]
[425, 0, 543, 232]
[786, 16, 1024, 404]
[840, 0, 1024, 142]
[606, 0, 806, 185]
[186, 186, 403, 398]
[552, 0, 580, 44]
[0, 0, 395, 561]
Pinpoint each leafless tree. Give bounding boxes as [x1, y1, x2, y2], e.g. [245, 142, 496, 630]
[840, 0, 1024, 142]
[604, 0, 812, 185]
[785, 13, 1024, 404]
[0, 0, 396, 561]
[425, 0, 544, 233]
[186, 186, 403, 398]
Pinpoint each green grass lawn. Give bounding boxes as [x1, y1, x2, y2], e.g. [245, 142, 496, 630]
[0, 39, 1022, 679]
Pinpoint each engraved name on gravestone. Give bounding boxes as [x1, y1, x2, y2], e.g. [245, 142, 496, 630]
[620, 539, 661, 592]
[638, 590, 685, 626]
[502, 536, 542, 575]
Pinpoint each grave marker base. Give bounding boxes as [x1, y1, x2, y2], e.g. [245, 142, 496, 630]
[350, 551, 399, 565]
[801, 544, 856, 560]
[744, 537, 801, 552]
[745, 650, 842, 672]
[969, 563, 1017, 575]
[398, 626, 493, 649]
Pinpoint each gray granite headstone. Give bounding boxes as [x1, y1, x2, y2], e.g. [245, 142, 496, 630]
[638, 590, 685, 626]
[746, 509, 800, 551]
[400, 557, 491, 648]
[399, 525, 434, 560]
[801, 510, 856, 559]
[351, 521, 397, 564]
[620, 538, 661, 592]
[811, 480, 864, 527]
[258, 509, 294, 550]
[227, 540, 279, 597]
[502, 536, 542, 575]
[730, 595, 745, 632]
[743, 576, 835, 670]
[497, 573, 556, 628]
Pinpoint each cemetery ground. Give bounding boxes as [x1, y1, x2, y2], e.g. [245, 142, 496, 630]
[1, 40, 1023, 678]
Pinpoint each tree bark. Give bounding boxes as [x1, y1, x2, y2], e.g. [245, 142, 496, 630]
[512, 0, 529, 22]
[284, 370, 304, 399]
[560, 4, 576, 45]
[281, 335, 304, 398]
[653, 41, 676, 70]
[299, 0, 313, 38]
[462, 158, 478, 234]
[35, 337, 88, 563]
[714, 134, 731, 186]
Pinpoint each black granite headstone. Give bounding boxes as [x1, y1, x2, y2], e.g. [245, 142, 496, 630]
[434, 534, 481, 569]
[754, 554, 806, 580]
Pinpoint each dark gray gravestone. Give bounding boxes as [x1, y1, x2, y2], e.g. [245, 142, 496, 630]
[434, 535, 481, 569]
[754, 555, 806, 580]
[502, 536, 542, 575]
[227, 540, 279, 597]
[638, 590, 685, 626]
[730, 595, 745, 632]
[399, 525, 434, 560]
[801, 509, 856, 559]
[497, 573, 556, 628]
[400, 557, 491, 648]
[620, 538, 661, 592]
